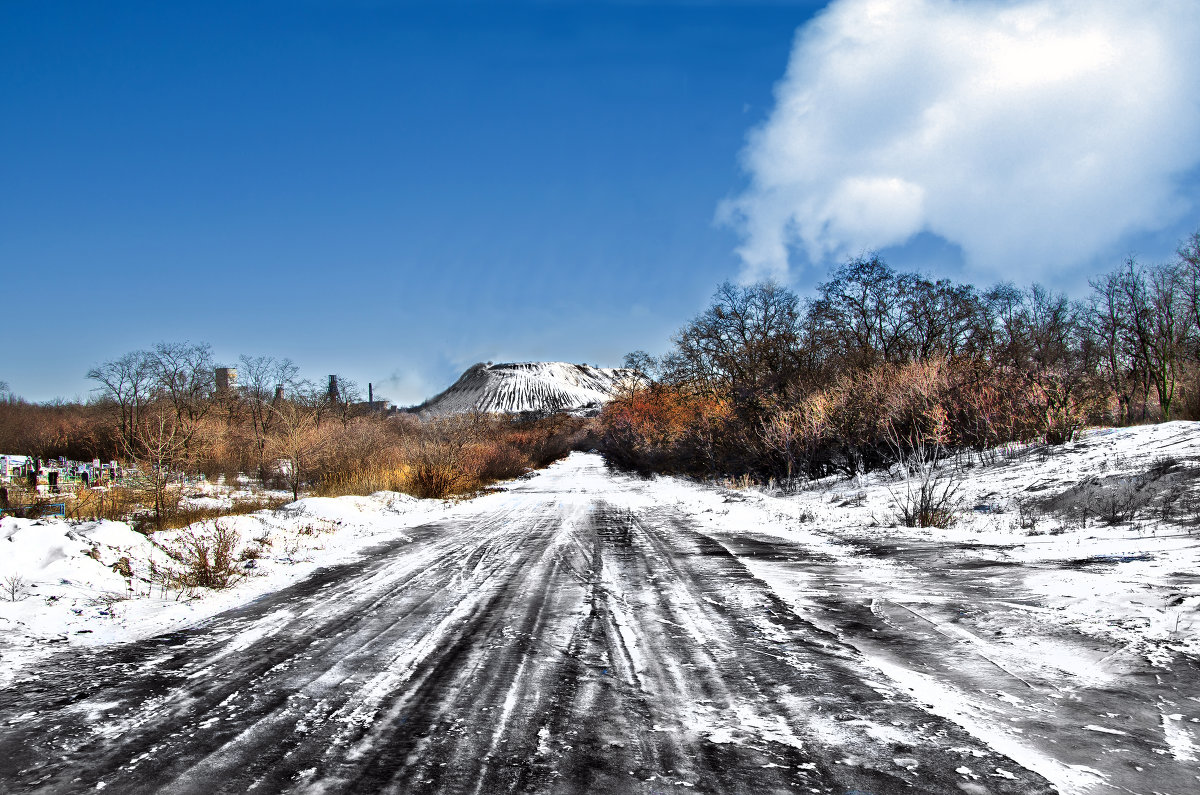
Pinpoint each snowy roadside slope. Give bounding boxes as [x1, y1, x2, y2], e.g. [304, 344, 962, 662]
[639, 422, 1200, 661]
[782, 421, 1200, 662]
[417, 361, 632, 416]
[0, 491, 448, 686]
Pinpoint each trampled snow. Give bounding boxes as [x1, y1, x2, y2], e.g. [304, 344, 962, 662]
[2, 423, 1199, 794]
[627, 421, 1200, 794]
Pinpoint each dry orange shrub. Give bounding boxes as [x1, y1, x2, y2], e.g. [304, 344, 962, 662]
[600, 384, 733, 475]
[600, 358, 1074, 480]
[317, 414, 589, 500]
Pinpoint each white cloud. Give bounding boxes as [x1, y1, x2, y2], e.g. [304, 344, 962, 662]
[721, 0, 1200, 281]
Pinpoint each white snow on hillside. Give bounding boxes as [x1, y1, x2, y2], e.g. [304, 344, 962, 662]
[416, 361, 633, 416]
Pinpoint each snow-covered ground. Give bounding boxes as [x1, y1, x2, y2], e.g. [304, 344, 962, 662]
[629, 421, 1200, 793]
[175, 476, 293, 511]
[662, 421, 1200, 665]
[2, 423, 1198, 793]
[5, 423, 1198, 682]
[0, 489, 449, 687]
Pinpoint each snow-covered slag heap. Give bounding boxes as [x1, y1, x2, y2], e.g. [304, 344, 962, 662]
[416, 362, 634, 417]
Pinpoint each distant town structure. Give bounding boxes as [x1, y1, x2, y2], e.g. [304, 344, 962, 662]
[362, 382, 390, 413]
[215, 367, 237, 394]
[207, 368, 396, 413]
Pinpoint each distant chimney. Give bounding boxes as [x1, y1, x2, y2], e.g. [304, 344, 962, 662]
[215, 367, 237, 393]
[327, 375, 339, 402]
[368, 382, 373, 404]
[274, 384, 285, 403]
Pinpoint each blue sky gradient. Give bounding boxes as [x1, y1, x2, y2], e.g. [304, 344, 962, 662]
[3, 0, 1197, 403]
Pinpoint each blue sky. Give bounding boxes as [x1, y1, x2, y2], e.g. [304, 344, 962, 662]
[4, 0, 1199, 404]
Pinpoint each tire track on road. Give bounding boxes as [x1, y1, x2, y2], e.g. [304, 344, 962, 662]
[0, 457, 1061, 794]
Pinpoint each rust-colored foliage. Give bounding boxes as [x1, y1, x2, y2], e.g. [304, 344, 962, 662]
[599, 385, 734, 476]
[601, 357, 1073, 481]
[318, 413, 593, 500]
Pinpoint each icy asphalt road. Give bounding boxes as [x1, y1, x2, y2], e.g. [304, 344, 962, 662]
[0, 456, 1108, 794]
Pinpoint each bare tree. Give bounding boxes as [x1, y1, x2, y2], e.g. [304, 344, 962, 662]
[667, 281, 802, 413]
[1024, 285, 1092, 442]
[88, 350, 156, 450]
[124, 401, 191, 531]
[615, 351, 658, 398]
[1088, 271, 1139, 425]
[326, 375, 362, 428]
[981, 283, 1032, 371]
[151, 342, 215, 431]
[1146, 262, 1191, 421]
[807, 255, 916, 369]
[1176, 231, 1200, 330]
[3, 573, 27, 602]
[621, 350, 658, 382]
[265, 396, 337, 500]
[1119, 258, 1191, 421]
[237, 355, 300, 472]
[901, 278, 985, 361]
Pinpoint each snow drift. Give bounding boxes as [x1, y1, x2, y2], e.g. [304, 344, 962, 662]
[416, 362, 634, 417]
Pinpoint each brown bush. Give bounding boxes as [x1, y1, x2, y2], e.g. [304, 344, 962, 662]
[405, 440, 476, 498]
[599, 384, 735, 476]
[315, 413, 588, 500]
[170, 520, 242, 590]
[0, 399, 114, 462]
[319, 462, 412, 496]
[66, 485, 143, 522]
[472, 440, 531, 482]
[601, 356, 1074, 482]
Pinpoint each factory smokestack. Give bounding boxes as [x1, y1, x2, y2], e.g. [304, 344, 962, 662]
[215, 367, 237, 394]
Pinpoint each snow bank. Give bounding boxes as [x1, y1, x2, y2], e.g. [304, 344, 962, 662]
[0, 489, 446, 687]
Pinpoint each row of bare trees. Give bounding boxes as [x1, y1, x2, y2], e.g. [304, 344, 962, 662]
[2, 347, 594, 528]
[1089, 234, 1200, 424]
[83, 345, 378, 524]
[83, 345, 363, 464]
[603, 231, 1200, 481]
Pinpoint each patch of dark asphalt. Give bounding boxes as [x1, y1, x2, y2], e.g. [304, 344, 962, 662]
[951, 559, 1023, 570]
[699, 534, 838, 564]
[842, 537, 1024, 577]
